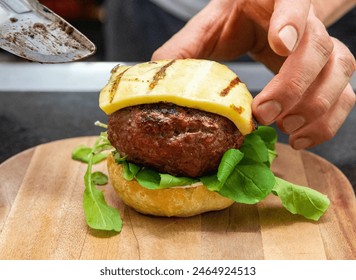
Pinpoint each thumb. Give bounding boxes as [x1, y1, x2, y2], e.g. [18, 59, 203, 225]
[268, 0, 311, 56]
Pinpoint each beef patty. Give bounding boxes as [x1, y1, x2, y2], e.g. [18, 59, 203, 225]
[108, 102, 245, 177]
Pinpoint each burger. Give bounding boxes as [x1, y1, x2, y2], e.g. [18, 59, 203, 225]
[91, 58, 329, 228]
[99, 59, 256, 217]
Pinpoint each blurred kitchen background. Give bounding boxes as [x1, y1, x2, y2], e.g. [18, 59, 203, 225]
[0, 0, 355, 62]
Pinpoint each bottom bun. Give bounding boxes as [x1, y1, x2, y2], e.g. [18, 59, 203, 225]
[107, 154, 234, 217]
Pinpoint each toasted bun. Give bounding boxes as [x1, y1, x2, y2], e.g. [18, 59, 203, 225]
[107, 154, 234, 217]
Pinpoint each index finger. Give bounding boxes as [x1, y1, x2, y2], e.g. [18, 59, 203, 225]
[151, 0, 229, 60]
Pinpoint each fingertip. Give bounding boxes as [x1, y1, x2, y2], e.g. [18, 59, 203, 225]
[151, 31, 202, 61]
[269, 24, 299, 57]
[268, 0, 310, 56]
[290, 137, 313, 150]
[252, 99, 282, 125]
[151, 47, 166, 61]
[151, 45, 184, 61]
[278, 25, 298, 52]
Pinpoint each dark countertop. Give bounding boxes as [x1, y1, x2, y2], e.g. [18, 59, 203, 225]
[0, 62, 355, 193]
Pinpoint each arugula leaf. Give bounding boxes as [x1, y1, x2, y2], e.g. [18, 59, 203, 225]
[113, 151, 127, 164]
[71, 145, 107, 164]
[272, 177, 330, 221]
[217, 162, 275, 204]
[239, 125, 278, 168]
[91, 171, 108, 185]
[239, 133, 269, 164]
[135, 168, 161, 189]
[81, 135, 122, 232]
[253, 125, 278, 150]
[200, 174, 221, 192]
[200, 128, 276, 204]
[248, 126, 278, 166]
[217, 149, 244, 184]
[201, 149, 244, 192]
[267, 149, 278, 166]
[160, 173, 198, 188]
[122, 162, 141, 181]
[134, 167, 197, 189]
[83, 169, 122, 232]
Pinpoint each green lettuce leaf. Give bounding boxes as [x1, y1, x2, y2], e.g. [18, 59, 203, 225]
[272, 177, 330, 221]
[160, 173, 198, 188]
[201, 149, 244, 192]
[72, 145, 107, 164]
[201, 148, 275, 204]
[239, 126, 278, 167]
[253, 125, 277, 150]
[135, 168, 161, 189]
[81, 136, 122, 232]
[217, 149, 244, 184]
[91, 171, 108, 185]
[122, 162, 141, 181]
[239, 133, 269, 164]
[134, 167, 197, 189]
[267, 149, 278, 166]
[83, 169, 122, 232]
[217, 162, 275, 204]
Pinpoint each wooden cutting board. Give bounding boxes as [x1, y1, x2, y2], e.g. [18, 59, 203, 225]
[0, 137, 355, 260]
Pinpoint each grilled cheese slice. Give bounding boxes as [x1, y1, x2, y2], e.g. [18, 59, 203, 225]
[99, 59, 254, 135]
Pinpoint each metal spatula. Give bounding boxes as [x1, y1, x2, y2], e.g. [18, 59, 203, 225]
[0, 0, 96, 63]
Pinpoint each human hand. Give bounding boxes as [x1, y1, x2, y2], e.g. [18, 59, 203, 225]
[152, 0, 356, 149]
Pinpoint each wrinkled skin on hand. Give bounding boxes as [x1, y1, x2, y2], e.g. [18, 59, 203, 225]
[152, 0, 356, 150]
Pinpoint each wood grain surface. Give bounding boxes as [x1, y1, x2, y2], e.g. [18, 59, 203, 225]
[0, 137, 355, 260]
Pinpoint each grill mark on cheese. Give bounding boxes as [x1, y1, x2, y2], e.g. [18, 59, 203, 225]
[149, 60, 176, 90]
[109, 68, 130, 103]
[230, 104, 244, 114]
[220, 77, 241, 97]
[110, 64, 121, 74]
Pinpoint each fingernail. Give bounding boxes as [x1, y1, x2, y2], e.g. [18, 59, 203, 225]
[257, 101, 282, 124]
[283, 115, 306, 133]
[279, 25, 298, 52]
[293, 137, 313, 150]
